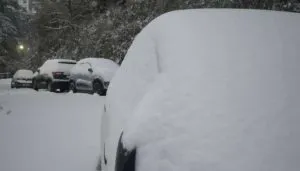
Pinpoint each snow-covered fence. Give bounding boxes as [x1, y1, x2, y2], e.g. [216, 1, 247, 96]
[0, 72, 11, 79]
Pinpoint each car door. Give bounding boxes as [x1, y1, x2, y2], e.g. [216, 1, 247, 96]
[74, 62, 86, 90]
[35, 68, 46, 86]
[38, 61, 52, 84]
[84, 62, 94, 91]
[70, 63, 80, 88]
[76, 63, 92, 91]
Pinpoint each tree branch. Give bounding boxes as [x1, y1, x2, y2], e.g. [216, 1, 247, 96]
[42, 25, 70, 30]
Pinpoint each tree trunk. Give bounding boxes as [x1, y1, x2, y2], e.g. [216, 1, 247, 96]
[68, 0, 72, 17]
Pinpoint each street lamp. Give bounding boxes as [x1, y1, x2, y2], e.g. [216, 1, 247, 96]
[19, 44, 24, 50]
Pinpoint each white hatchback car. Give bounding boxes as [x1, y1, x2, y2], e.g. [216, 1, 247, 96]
[100, 9, 300, 171]
[11, 69, 33, 88]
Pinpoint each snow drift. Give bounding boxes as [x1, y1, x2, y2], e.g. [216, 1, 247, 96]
[0, 86, 103, 171]
[103, 9, 300, 171]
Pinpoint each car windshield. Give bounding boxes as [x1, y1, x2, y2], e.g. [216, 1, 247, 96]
[1, 1, 300, 171]
[56, 61, 76, 70]
[15, 70, 33, 78]
[58, 61, 77, 65]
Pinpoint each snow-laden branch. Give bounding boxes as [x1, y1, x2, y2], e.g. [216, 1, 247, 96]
[42, 25, 70, 30]
[0, 13, 18, 40]
[48, 18, 71, 24]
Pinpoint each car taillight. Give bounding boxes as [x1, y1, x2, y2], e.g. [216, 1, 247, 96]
[52, 72, 63, 76]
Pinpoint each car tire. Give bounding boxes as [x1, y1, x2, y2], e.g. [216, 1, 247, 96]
[47, 81, 55, 92]
[60, 86, 69, 93]
[102, 89, 107, 96]
[11, 84, 14, 88]
[33, 80, 39, 91]
[93, 80, 105, 96]
[69, 81, 77, 93]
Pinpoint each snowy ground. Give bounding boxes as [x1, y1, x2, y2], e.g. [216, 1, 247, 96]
[0, 79, 104, 171]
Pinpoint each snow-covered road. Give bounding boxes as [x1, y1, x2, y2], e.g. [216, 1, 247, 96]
[0, 79, 103, 171]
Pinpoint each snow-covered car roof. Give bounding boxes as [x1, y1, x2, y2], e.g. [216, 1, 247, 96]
[79, 58, 119, 68]
[75, 58, 119, 81]
[14, 69, 33, 78]
[40, 59, 77, 73]
[104, 9, 300, 171]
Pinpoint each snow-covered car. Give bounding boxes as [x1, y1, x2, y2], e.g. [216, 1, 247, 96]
[99, 9, 300, 171]
[11, 69, 33, 88]
[32, 59, 77, 92]
[69, 58, 119, 95]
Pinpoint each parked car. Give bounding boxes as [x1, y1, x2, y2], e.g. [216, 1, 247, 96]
[69, 58, 119, 95]
[99, 10, 300, 171]
[11, 69, 33, 88]
[32, 59, 77, 92]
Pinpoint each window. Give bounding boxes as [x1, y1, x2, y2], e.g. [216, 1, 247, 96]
[58, 61, 77, 65]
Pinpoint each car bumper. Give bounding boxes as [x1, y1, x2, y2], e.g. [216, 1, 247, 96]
[53, 79, 69, 82]
[15, 81, 32, 87]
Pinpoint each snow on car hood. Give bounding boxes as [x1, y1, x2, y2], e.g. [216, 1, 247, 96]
[108, 9, 300, 171]
[14, 70, 33, 79]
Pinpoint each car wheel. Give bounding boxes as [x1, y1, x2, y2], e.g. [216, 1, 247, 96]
[69, 81, 77, 93]
[11, 83, 14, 88]
[102, 89, 107, 96]
[33, 80, 39, 91]
[60, 86, 69, 93]
[47, 81, 55, 92]
[93, 80, 104, 95]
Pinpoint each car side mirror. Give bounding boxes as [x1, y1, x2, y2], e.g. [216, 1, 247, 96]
[88, 68, 93, 73]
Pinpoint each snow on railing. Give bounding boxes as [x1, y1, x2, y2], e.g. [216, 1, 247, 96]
[0, 72, 12, 79]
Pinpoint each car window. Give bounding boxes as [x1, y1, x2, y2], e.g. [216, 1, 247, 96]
[56, 62, 76, 71]
[58, 61, 76, 65]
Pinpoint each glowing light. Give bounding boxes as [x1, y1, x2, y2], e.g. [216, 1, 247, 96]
[19, 45, 24, 50]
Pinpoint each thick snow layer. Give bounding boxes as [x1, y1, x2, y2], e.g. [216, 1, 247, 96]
[71, 58, 119, 82]
[40, 59, 77, 75]
[0, 79, 11, 91]
[0, 79, 104, 171]
[102, 26, 159, 171]
[13, 69, 33, 79]
[104, 9, 300, 171]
